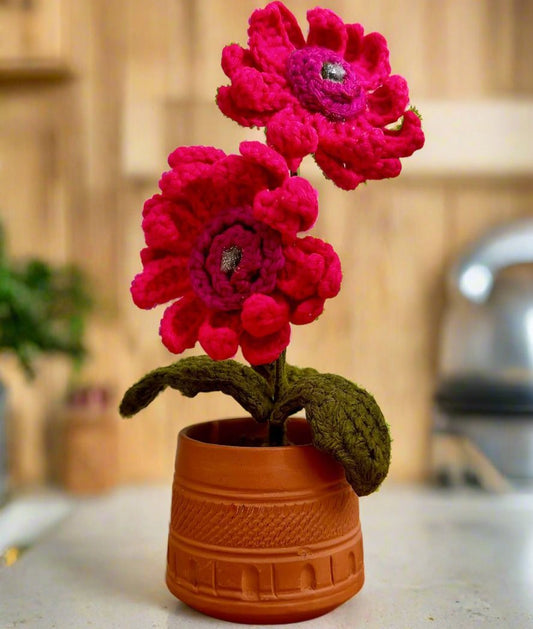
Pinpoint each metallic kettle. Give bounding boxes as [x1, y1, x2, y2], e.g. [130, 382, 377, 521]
[435, 218, 533, 482]
[439, 217, 533, 386]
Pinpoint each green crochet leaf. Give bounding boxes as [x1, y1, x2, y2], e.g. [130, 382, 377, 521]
[286, 364, 319, 384]
[119, 356, 273, 422]
[273, 371, 391, 496]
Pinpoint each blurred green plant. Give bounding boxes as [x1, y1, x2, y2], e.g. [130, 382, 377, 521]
[0, 221, 92, 378]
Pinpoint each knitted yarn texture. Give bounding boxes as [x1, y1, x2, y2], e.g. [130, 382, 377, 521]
[120, 357, 390, 496]
[217, 1, 425, 189]
[131, 141, 341, 366]
[120, 1, 427, 495]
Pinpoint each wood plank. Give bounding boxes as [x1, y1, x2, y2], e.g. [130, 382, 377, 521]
[3, 0, 533, 488]
[0, 0, 63, 61]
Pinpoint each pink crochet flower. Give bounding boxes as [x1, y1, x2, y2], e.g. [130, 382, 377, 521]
[130, 141, 341, 365]
[216, 1, 425, 190]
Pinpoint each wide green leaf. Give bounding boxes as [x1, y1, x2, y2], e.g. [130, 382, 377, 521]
[119, 356, 273, 423]
[273, 371, 391, 496]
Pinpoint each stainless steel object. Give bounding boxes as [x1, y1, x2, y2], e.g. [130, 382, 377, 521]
[441, 217, 533, 382]
[435, 218, 533, 483]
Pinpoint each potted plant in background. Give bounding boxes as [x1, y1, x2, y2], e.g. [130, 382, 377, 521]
[120, 2, 424, 623]
[0, 221, 92, 502]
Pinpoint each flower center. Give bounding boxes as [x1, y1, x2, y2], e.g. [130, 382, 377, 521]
[220, 245, 242, 276]
[321, 62, 346, 83]
[286, 47, 366, 121]
[189, 208, 284, 311]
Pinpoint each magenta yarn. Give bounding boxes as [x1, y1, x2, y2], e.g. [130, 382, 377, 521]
[286, 46, 366, 121]
[216, 1, 425, 189]
[130, 141, 342, 365]
[188, 207, 284, 311]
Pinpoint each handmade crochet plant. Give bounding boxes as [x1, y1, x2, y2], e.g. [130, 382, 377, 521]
[119, 2, 424, 496]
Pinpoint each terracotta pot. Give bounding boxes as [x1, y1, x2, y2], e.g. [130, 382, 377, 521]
[166, 417, 364, 624]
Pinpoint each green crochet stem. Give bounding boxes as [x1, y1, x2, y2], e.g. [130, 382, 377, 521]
[267, 350, 289, 446]
[119, 354, 391, 495]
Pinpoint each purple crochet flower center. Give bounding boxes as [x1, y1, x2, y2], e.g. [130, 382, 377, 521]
[189, 207, 284, 310]
[286, 46, 366, 121]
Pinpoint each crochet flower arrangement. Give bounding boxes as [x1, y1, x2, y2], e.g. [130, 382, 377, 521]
[131, 142, 340, 366]
[120, 2, 424, 497]
[217, 2, 424, 190]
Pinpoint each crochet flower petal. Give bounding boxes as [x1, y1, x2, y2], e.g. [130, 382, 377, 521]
[131, 253, 190, 309]
[318, 246, 343, 299]
[221, 43, 255, 78]
[162, 146, 226, 197]
[159, 294, 207, 354]
[248, 1, 304, 73]
[238, 141, 289, 186]
[346, 26, 391, 90]
[343, 23, 364, 61]
[314, 140, 403, 190]
[314, 120, 386, 189]
[296, 236, 343, 299]
[266, 108, 319, 171]
[241, 293, 290, 337]
[278, 250, 323, 301]
[142, 195, 202, 255]
[360, 157, 403, 182]
[383, 109, 425, 157]
[142, 206, 179, 252]
[306, 7, 347, 54]
[167, 145, 226, 170]
[367, 75, 410, 126]
[198, 312, 241, 360]
[342, 124, 386, 161]
[240, 323, 291, 366]
[271, 1, 306, 48]
[216, 3, 423, 182]
[313, 148, 367, 190]
[207, 150, 285, 211]
[278, 236, 342, 302]
[229, 68, 289, 113]
[216, 85, 273, 128]
[291, 296, 325, 325]
[132, 143, 342, 363]
[253, 175, 318, 241]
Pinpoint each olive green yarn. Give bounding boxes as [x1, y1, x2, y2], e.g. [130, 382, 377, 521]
[286, 364, 319, 384]
[119, 356, 272, 422]
[119, 355, 391, 496]
[272, 371, 391, 496]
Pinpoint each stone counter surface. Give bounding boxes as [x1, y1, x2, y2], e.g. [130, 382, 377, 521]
[1, 484, 532, 628]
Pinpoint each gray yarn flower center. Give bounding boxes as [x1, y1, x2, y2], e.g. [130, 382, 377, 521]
[220, 245, 242, 276]
[321, 62, 346, 83]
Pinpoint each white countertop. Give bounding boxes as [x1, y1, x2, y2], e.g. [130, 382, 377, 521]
[1, 484, 532, 629]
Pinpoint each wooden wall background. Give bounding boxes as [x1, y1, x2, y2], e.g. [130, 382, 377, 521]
[1, 0, 532, 487]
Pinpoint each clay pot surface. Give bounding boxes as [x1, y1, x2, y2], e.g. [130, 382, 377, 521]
[166, 417, 364, 624]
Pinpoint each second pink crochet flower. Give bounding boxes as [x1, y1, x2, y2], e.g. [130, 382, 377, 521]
[130, 141, 341, 366]
[217, 1, 424, 190]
